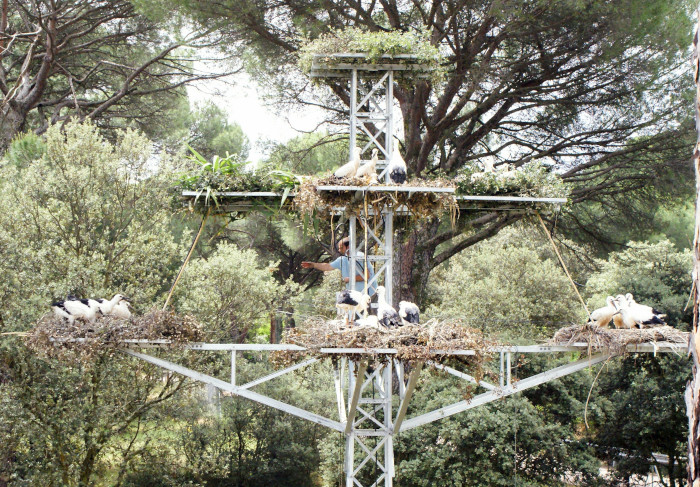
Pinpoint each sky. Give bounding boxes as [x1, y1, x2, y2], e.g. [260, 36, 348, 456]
[186, 73, 327, 162]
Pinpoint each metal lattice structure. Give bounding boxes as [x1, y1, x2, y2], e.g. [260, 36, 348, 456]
[123, 341, 685, 487]
[157, 59, 675, 486]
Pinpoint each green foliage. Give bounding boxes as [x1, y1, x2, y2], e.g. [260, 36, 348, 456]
[455, 162, 570, 199]
[392, 375, 602, 487]
[3, 131, 46, 168]
[188, 101, 250, 161]
[585, 240, 692, 326]
[0, 344, 187, 486]
[178, 146, 300, 207]
[593, 356, 689, 486]
[266, 131, 348, 175]
[298, 27, 444, 81]
[426, 225, 590, 339]
[0, 121, 184, 329]
[175, 242, 300, 341]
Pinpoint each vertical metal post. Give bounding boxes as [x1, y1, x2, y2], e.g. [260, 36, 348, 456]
[384, 361, 395, 484]
[506, 352, 512, 387]
[349, 214, 357, 293]
[231, 351, 236, 385]
[385, 70, 394, 181]
[384, 210, 393, 306]
[350, 69, 357, 155]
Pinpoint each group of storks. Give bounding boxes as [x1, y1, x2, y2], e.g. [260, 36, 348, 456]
[588, 293, 666, 329]
[51, 294, 131, 324]
[335, 286, 420, 329]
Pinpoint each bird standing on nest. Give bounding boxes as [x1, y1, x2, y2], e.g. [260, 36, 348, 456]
[588, 296, 617, 328]
[334, 146, 361, 179]
[336, 290, 371, 325]
[614, 294, 665, 328]
[386, 140, 407, 184]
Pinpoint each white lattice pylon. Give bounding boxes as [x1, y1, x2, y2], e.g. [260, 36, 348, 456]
[348, 211, 392, 307]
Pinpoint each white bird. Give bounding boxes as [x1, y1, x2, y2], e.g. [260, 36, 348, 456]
[110, 299, 132, 319]
[399, 301, 420, 325]
[336, 290, 371, 325]
[624, 293, 666, 326]
[96, 294, 126, 315]
[376, 286, 402, 328]
[355, 315, 379, 328]
[588, 296, 617, 328]
[63, 297, 100, 322]
[386, 140, 407, 184]
[334, 146, 362, 179]
[51, 300, 74, 324]
[355, 148, 378, 181]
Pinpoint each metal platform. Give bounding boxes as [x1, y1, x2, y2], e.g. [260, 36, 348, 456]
[124, 339, 685, 486]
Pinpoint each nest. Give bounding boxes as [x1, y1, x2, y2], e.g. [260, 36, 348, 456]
[551, 324, 688, 355]
[294, 176, 457, 222]
[26, 309, 202, 362]
[272, 317, 492, 371]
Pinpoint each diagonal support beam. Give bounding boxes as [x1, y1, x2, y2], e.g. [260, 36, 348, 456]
[400, 353, 611, 432]
[345, 360, 369, 433]
[392, 362, 423, 433]
[240, 358, 318, 389]
[428, 361, 497, 390]
[124, 350, 344, 432]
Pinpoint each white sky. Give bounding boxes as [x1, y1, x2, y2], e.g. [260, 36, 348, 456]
[186, 73, 326, 162]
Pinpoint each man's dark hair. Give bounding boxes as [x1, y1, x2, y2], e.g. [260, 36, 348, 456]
[340, 237, 350, 248]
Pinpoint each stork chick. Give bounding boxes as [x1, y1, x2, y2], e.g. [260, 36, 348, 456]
[399, 301, 420, 326]
[386, 140, 407, 184]
[376, 286, 402, 328]
[334, 146, 362, 179]
[356, 148, 378, 181]
[588, 296, 617, 328]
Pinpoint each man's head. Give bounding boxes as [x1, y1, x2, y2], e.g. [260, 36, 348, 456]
[337, 237, 350, 254]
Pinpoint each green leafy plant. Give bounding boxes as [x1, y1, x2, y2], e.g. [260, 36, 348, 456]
[298, 27, 444, 82]
[454, 161, 570, 200]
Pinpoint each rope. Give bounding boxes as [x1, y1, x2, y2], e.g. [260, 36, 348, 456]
[536, 211, 591, 321]
[162, 206, 210, 311]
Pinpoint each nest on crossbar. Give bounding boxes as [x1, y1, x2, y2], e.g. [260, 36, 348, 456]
[294, 176, 457, 222]
[272, 316, 492, 371]
[552, 324, 688, 356]
[26, 309, 202, 362]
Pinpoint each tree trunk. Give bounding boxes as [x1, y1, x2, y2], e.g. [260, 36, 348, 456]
[0, 105, 27, 152]
[687, 16, 700, 487]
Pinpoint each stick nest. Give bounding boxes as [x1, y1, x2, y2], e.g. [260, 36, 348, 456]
[26, 309, 202, 362]
[272, 317, 492, 369]
[294, 176, 457, 221]
[551, 324, 688, 355]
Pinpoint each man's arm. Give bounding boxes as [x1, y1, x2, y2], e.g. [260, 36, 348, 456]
[301, 261, 334, 272]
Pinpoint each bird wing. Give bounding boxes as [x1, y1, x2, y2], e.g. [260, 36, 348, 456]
[336, 291, 359, 307]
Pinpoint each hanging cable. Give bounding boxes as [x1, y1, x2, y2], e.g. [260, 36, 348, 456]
[536, 211, 591, 321]
[163, 206, 210, 311]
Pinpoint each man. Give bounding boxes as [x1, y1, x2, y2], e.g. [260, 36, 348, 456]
[302, 237, 377, 296]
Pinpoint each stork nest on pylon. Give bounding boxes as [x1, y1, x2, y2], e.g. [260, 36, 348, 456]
[294, 176, 457, 222]
[552, 324, 688, 356]
[26, 309, 202, 362]
[272, 317, 492, 371]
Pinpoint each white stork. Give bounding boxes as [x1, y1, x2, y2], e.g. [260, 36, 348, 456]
[386, 140, 407, 184]
[336, 290, 371, 325]
[334, 146, 362, 179]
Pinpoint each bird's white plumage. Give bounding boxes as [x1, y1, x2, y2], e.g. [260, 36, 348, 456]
[398, 300, 420, 325]
[376, 286, 402, 327]
[63, 298, 99, 322]
[334, 146, 362, 178]
[614, 294, 665, 328]
[336, 290, 371, 324]
[51, 302, 74, 324]
[355, 148, 378, 181]
[589, 296, 616, 328]
[97, 294, 126, 315]
[111, 300, 132, 319]
[386, 140, 407, 184]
